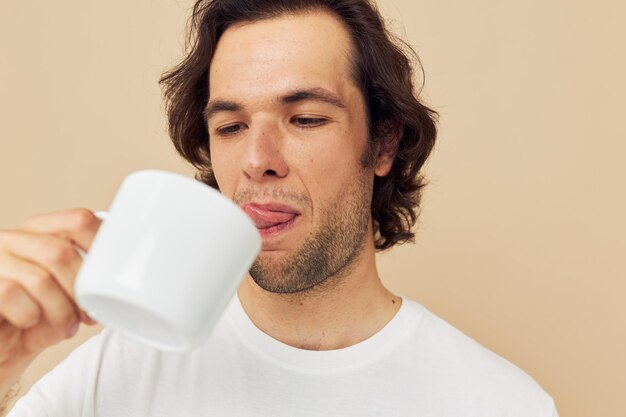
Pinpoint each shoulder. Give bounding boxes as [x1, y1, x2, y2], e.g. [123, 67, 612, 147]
[403, 299, 557, 416]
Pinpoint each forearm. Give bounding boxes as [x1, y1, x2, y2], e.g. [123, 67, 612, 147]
[0, 357, 34, 417]
[0, 378, 21, 417]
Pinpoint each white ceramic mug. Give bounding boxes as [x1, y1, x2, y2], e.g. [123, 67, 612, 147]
[75, 170, 261, 352]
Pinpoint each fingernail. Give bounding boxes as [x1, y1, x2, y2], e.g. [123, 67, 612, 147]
[67, 320, 80, 338]
[81, 311, 98, 325]
[79, 310, 89, 323]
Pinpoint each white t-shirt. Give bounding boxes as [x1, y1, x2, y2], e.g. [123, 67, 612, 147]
[10, 295, 559, 416]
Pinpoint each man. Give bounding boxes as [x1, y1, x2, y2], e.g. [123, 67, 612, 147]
[0, 0, 558, 415]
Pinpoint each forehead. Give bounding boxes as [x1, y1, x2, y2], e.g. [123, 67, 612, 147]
[209, 11, 356, 100]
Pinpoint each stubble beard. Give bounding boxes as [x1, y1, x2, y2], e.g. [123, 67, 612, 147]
[248, 170, 374, 295]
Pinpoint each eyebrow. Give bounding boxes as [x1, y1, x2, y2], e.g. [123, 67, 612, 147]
[280, 88, 346, 109]
[204, 87, 346, 121]
[204, 100, 243, 121]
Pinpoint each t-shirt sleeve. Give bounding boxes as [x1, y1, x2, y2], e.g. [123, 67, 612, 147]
[7, 330, 109, 417]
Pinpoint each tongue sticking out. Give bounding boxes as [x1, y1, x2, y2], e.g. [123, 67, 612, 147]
[244, 205, 298, 229]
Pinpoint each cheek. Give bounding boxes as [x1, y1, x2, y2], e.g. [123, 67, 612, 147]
[210, 142, 241, 197]
[301, 147, 361, 208]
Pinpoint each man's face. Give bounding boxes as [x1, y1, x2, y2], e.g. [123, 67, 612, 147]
[207, 11, 385, 294]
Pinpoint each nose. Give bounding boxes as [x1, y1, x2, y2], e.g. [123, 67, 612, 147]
[241, 120, 289, 182]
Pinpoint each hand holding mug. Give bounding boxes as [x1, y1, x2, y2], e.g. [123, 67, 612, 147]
[0, 209, 102, 379]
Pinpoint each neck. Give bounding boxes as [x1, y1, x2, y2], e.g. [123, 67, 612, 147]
[236, 237, 402, 351]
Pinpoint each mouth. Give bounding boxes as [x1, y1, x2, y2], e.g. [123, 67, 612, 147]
[255, 213, 300, 239]
[242, 203, 301, 239]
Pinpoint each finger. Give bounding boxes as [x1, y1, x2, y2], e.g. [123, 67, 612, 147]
[0, 278, 42, 328]
[19, 208, 103, 254]
[0, 251, 80, 336]
[0, 230, 82, 299]
[21, 319, 73, 352]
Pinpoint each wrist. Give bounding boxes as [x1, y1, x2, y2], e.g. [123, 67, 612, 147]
[0, 359, 31, 388]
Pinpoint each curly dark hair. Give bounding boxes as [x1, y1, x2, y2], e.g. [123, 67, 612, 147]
[159, 0, 438, 251]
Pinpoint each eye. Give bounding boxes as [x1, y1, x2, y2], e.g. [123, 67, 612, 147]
[291, 116, 327, 128]
[215, 123, 246, 137]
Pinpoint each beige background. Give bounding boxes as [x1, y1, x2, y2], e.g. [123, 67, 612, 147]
[1, 0, 624, 415]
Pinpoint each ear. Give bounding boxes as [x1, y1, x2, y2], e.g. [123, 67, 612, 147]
[374, 149, 394, 177]
[374, 119, 402, 177]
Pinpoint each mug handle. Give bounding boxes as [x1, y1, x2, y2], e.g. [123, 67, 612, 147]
[75, 210, 108, 259]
